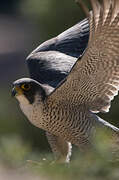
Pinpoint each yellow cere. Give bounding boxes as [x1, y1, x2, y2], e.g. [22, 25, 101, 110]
[15, 86, 24, 95]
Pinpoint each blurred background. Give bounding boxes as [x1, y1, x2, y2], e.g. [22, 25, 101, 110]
[0, 0, 119, 157]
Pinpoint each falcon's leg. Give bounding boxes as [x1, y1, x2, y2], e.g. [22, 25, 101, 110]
[46, 132, 72, 163]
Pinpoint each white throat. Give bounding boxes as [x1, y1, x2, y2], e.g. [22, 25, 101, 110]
[16, 94, 43, 128]
[16, 94, 33, 119]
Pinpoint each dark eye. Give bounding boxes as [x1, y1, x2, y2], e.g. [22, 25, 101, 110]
[21, 83, 31, 91]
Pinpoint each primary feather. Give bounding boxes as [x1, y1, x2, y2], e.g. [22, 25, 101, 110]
[49, 0, 119, 114]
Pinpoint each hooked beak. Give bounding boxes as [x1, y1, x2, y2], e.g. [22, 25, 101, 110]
[11, 87, 17, 97]
[11, 86, 23, 97]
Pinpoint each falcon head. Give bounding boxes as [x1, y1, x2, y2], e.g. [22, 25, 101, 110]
[12, 78, 47, 105]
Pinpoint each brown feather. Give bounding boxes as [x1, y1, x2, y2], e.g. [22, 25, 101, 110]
[111, 0, 119, 21]
[48, 0, 119, 113]
[102, 0, 112, 23]
[90, 0, 101, 31]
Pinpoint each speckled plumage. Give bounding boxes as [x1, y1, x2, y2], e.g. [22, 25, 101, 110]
[12, 0, 119, 162]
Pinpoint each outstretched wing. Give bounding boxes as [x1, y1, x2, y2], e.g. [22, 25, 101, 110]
[50, 0, 119, 114]
[28, 18, 89, 58]
[26, 19, 89, 87]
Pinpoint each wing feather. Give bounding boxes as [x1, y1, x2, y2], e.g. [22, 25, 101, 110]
[26, 19, 89, 88]
[49, 0, 119, 114]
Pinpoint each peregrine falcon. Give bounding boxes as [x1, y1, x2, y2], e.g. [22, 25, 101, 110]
[12, 18, 89, 162]
[12, 0, 119, 163]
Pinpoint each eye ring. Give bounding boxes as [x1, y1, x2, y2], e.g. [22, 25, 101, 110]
[21, 84, 31, 91]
